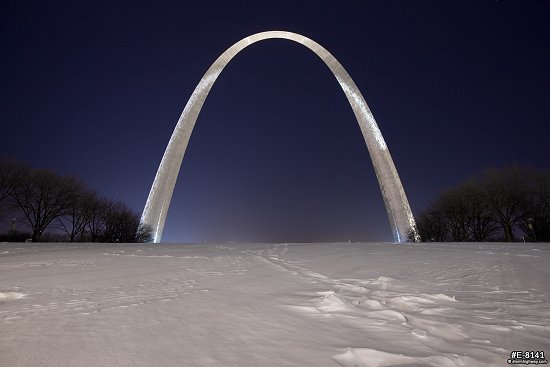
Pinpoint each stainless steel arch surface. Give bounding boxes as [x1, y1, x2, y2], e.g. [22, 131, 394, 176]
[141, 31, 420, 243]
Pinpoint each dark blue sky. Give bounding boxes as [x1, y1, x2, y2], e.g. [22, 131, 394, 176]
[2, 1, 549, 242]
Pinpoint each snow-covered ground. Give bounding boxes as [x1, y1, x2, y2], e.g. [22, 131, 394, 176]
[1, 241, 549, 366]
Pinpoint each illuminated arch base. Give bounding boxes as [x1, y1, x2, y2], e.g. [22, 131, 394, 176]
[141, 31, 420, 243]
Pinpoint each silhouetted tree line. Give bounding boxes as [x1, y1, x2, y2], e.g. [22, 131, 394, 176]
[412, 167, 550, 242]
[0, 158, 152, 243]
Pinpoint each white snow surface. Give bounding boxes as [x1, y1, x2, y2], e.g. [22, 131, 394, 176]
[1, 241, 548, 366]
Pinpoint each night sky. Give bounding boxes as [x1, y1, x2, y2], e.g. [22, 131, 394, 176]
[2, 1, 549, 243]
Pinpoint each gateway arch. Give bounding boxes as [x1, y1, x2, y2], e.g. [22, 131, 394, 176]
[141, 31, 420, 243]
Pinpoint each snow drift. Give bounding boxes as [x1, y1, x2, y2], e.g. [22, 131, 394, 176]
[1, 241, 548, 366]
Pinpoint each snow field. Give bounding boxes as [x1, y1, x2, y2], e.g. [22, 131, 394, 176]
[1, 241, 549, 366]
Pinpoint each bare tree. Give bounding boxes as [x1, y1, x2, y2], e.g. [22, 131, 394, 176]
[1, 159, 153, 243]
[461, 180, 498, 241]
[0, 158, 27, 219]
[57, 185, 96, 242]
[438, 189, 471, 241]
[10, 169, 80, 242]
[517, 171, 550, 241]
[413, 205, 448, 242]
[415, 167, 550, 242]
[0, 160, 12, 205]
[85, 194, 110, 242]
[101, 201, 149, 243]
[483, 167, 530, 242]
[415, 184, 495, 242]
[135, 223, 154, 243]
